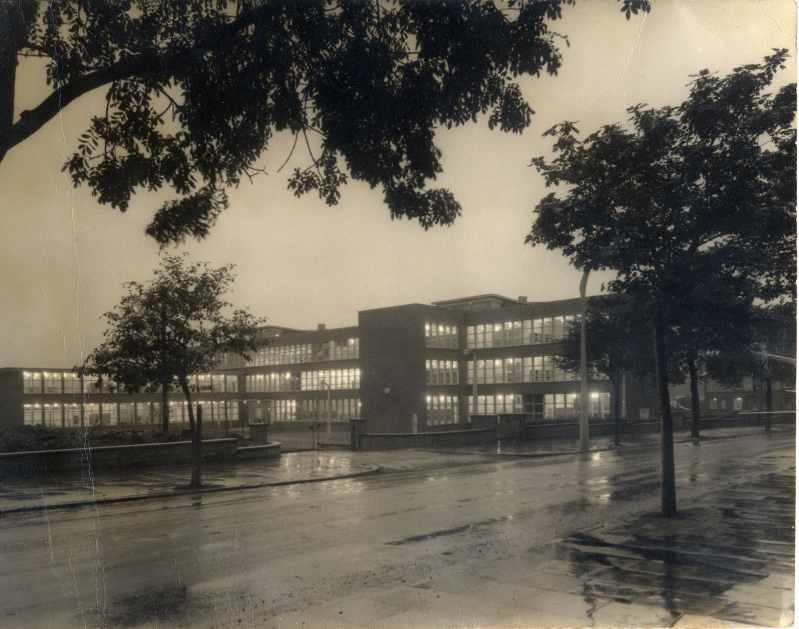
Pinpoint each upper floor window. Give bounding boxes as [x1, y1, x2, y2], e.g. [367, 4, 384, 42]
[43, 372, 63, 394]
[300, 368, 361, 391]
[466, 315, 579, 349]
[63, 372, 81, 394]
[425, 360, 459, 385]
[320, 338, 360, 361]
[425, 322, 459, 349]
[23, 371, 42, 394]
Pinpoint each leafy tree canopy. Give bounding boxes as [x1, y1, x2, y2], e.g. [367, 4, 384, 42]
[82, 254, 264, 396]
[555, 294, 653, 382]
[1, 0, 650, 244]
[527, 50, 796, 307]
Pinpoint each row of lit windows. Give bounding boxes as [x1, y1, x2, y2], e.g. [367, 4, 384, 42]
[466, 316, 579, 349]
[22, 371, 238, 395]
[425, 394, 459, 426]
[425, 360, 459, 385]
[245, 339, 359, 367]
[424, 322, 459, 349]
[300, 369, 361, 391]
[466, 394, 524, 415]
[466, 357, 578, 384]
[247, 344, 314, 366]
[187, 374, 239, 393]
[22, 400, 241, 427]
[169, 400, 240, 423]
[247, 397, 363, 424]
[298, 398, 361, 422]
[324, 338, 359, 361]
[245, 373, 299, 393]
[709, 397, 744, 411]
[544, 392, 610, 420]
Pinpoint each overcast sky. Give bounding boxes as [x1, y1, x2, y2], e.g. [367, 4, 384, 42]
[0, 0, 795, 367]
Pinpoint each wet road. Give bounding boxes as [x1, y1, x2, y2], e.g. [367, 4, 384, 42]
[0, 431, 794, 628]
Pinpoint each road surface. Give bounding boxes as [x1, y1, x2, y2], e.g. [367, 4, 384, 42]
[0, 431, 794, 628]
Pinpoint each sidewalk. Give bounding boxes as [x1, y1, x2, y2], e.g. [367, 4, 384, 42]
[0, 425, 791, 516]
[0, 451, 380, 515]
[471, 424, 795, 458]
[549, 454, 795, 627]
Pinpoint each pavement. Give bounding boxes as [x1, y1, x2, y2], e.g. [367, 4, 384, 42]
[0, 424, 789, 515]
[483, 425, 796, 457]
[0, 452, 380, 515]
[0, 429, 793, 628]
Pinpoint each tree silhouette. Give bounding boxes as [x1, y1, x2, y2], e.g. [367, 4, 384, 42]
[555, 294, 654, 445]
[527, 51, 796, 516]
[82, 254, 263, 488]
[1, 0, 649, 243]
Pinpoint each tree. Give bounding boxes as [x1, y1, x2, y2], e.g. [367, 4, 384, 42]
[1, 0, 650, 243]
[704, 301, 797, 430]
[83, 254, 264, 488]
[527, 51, 796, 516]
[668, 264, 758, 441]
[555, 294, 653, 446]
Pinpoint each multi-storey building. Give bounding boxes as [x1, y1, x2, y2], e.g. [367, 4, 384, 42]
[0, 293, 656, 434]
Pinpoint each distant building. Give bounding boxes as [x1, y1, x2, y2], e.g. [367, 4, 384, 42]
[671, 375, 794, 415]
[0, 294, 662, 434]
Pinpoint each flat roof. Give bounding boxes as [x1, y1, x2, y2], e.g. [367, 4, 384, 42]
[431, 294, 521, 307]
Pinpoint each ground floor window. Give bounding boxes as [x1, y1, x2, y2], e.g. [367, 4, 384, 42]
[102, 403, 118, 426]
[465, 394, 523, 416]
[543, 392, 611, 420]
[118, 403, 135, 424]
[42, 404, 62, 427]
[84, 403, 101, 426]
[226, 400, 240, 422]
[65, 404, 81, 427]
[23, 403, 43, 425]
[297, 397, 360, 422]
[426, 394, 459, 426]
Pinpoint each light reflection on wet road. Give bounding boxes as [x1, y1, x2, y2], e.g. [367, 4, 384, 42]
[0, 431, 793, 628]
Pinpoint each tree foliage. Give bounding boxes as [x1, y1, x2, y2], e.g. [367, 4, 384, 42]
[526, 51, 795, 515]
[1, 0, 650, 243]
[82, 254, 263, 416]
[528, 50, 795, 305]
[556, 294, 653, 382]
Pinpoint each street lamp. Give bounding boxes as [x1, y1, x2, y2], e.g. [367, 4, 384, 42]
[579, 268, 591, 452]
[321, 379, 332, 438]
[464, 348, 477, 424]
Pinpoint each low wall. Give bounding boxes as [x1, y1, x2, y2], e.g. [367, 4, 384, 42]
[0, 438, 238, 477]
[523, 421, 660, 441]
[236, 442, 281, 460]
[359, 428, 496, 450]
[522, 412, 794, 441]
[268, 421, 352, 450]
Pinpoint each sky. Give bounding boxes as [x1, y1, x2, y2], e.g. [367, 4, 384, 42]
[0, 0, 795, 368]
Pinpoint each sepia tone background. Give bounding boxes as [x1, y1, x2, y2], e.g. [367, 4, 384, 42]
[0, 0, 795, 367]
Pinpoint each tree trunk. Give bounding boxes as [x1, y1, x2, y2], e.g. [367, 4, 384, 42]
[654, 315, 677, 517]
[612, 369, 623, 446]
[180, 379, 201, 489]
[765, 376, 773, 433]
[191, 404, 203, 489]
[0, 0, 37, 163]
[687, 350, 701, 441]
[0, 38, 15, 164]
[160, 383, 170, 432]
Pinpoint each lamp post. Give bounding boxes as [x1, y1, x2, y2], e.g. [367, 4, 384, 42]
[579, 268, 591, 452]
[464, 348, 477, 424]
[321, 379, 332, 439]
